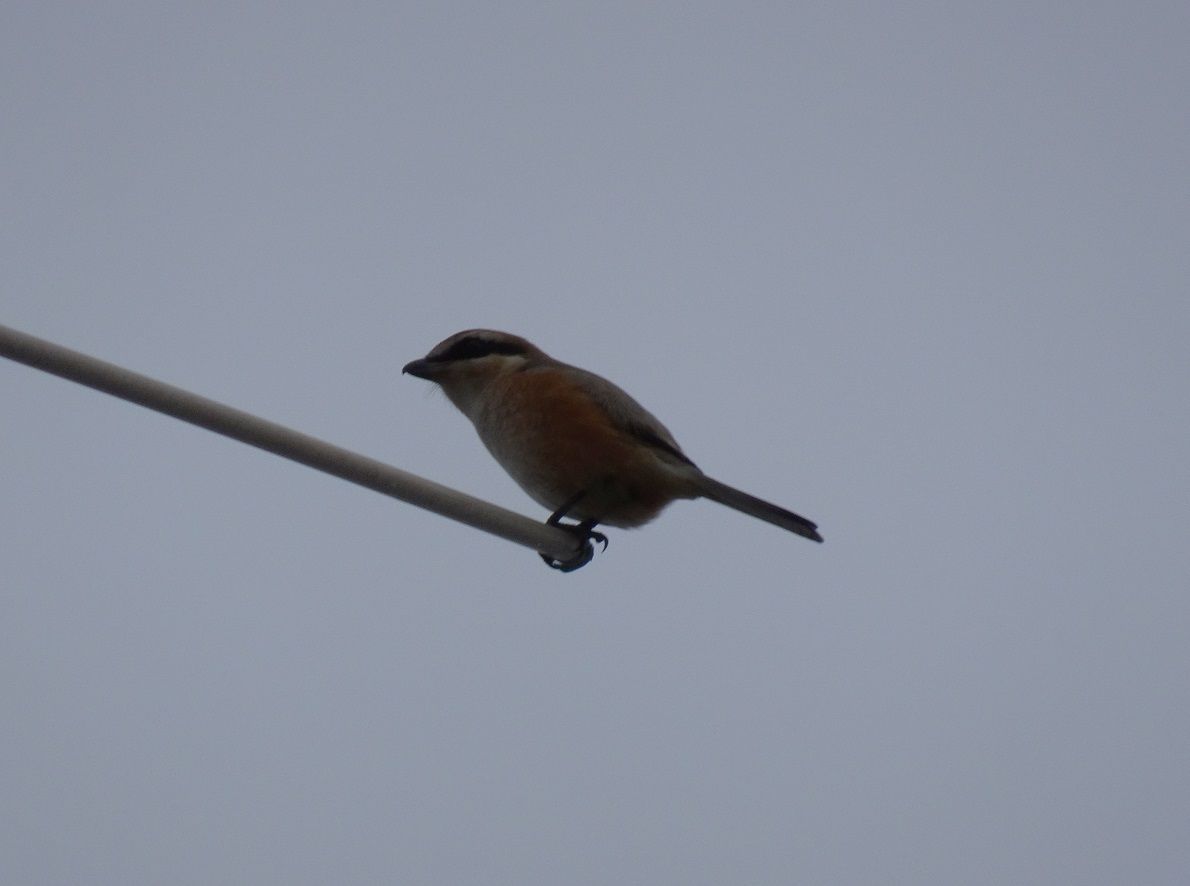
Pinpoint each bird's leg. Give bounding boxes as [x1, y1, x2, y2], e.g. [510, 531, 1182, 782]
[547, 492, 609, 552]
[540, 491, 609, 572]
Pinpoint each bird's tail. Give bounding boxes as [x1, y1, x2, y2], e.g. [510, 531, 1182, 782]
[694, 476, 823, 543]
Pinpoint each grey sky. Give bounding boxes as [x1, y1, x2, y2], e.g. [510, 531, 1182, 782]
[3, 3, 1188, 884]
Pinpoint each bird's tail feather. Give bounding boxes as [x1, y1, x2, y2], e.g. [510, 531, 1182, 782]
[695, 476, 823, 543]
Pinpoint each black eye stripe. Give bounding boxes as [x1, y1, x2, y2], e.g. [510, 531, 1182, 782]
[432, 337, 527, 362]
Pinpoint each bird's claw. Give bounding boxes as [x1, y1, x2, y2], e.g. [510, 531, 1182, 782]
[540, 526, 608, 572]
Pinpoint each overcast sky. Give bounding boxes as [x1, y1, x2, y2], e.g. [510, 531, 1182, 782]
[3, 3, 1188, 884]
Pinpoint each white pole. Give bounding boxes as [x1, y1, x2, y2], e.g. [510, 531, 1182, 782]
[0, 323, 585, 564]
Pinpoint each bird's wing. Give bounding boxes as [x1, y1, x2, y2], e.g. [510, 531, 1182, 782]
[558, 365, 699, 469]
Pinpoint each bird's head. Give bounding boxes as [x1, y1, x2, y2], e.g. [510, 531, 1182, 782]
[403, 329, 544, 417]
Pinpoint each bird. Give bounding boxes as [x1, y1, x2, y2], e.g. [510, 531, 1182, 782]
[403, 329, 822, 571]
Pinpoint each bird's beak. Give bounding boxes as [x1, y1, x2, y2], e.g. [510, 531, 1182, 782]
[402, 358, 437, 380]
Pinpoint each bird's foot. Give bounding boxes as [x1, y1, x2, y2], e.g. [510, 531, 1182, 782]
[540, 523, 609, 573]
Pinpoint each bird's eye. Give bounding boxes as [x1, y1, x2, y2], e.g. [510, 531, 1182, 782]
[434, 337, 525, 362]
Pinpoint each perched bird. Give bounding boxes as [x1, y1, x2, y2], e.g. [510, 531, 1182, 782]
[403, 330, 822, 570]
